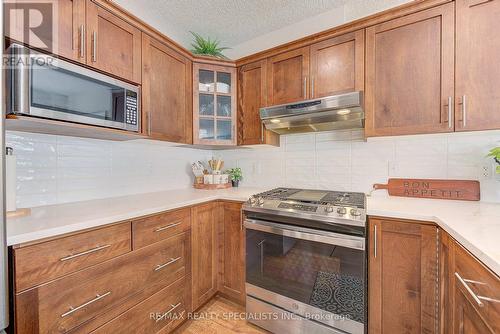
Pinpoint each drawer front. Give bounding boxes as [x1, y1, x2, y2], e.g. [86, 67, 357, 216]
[14, 223, 131, 292]
[16, 232, 188, 334]
[91, 276, 188, 334]
[454, 242, 500, 332]
[133, 208, 191, 249]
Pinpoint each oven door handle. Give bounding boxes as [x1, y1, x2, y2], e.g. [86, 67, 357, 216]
[244, 219, 365, 251]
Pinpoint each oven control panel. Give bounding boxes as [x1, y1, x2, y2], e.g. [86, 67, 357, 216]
[278, 202, 318, 212]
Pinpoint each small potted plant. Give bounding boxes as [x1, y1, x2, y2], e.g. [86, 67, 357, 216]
[190, 31, 230, 59]
[487, 147, 500, 174]
[227, 168, 242, 187]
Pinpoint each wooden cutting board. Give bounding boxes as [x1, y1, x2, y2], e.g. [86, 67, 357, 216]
[372, 178, 480, 201]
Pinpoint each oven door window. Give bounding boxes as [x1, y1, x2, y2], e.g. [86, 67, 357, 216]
[30, 63, 125, 124]
[246, 229, 365, 324]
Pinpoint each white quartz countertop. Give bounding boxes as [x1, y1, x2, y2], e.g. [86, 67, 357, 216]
[7, 188, 500, 276]
[7, 187, 264, 246]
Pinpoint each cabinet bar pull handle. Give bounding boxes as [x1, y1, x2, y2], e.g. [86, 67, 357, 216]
[478, 296, 500, 304]
[261, 122, 265, 143]
[455, 272, 484, 307]
[154, 257, 181, 271]
[311, 77, 315, 98]
[303, 77, 307, 98]
[79, 25, 85, 58]
[446, 96, 452, 129]
[60, 244, 111, 261]
[148, 111, 152, 136]
[462, 95, 467, 128]
[92, 31, 97, 62]
[61, 291, 111, 318]
[374, 225, 377, 258]
[154, 222, 182, 232]
[155, 302, 182, 323]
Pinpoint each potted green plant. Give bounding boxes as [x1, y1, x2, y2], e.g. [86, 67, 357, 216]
[487, 147, 500, 174]
[227, 168, 242, 187]
[190, 31, 230, 59]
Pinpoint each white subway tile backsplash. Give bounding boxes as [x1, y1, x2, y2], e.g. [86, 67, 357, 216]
[7, 129, 500, 208]
[7, 131, 208, 208]
[220, 130, 500, 202]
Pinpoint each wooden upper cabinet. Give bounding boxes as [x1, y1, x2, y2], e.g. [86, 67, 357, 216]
[218, 202, 245, 304]
[237, 60, 279, 146]
[193, 63, 237, 145]
[369, 217, 438, 334]
[57, 0, 86, 63]
[191, 202, 218, 310]
[365, 3, 455, 137]
[5, 0, 86, 63]
[455, 0, 500, 131]
[86, 0, 141, 83]
[310, 30, 364, 98]
[142, 33, 192, 143]
[267, 46, 310, 105]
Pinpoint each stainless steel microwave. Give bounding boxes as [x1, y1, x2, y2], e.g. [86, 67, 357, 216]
[7, 44, 140, 132]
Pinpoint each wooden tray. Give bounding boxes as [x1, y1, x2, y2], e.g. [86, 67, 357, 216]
[193, 182, 232, 190]
[373, 178, 480, 201]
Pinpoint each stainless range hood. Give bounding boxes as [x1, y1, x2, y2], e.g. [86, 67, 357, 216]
[260, 91, 364, 134]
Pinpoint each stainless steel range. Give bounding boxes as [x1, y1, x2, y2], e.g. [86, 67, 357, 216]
[243, 188, 367, 334]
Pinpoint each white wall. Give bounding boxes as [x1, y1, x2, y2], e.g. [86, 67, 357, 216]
[6, 131, 211, 208]
[219, 130, 500, 203]
[225, 0, 412, 59]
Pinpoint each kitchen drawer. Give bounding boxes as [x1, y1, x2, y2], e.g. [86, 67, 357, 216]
[454, 242, 500, 332]
[16, 232, 188, 334]
[13, 223, 131, 292]
[90, 276, 188, 334]
[133, 207, 191, 249]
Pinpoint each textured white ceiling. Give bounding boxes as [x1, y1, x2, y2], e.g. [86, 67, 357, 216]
[113, 0, 347, 51]
[114, 0, 412, 59]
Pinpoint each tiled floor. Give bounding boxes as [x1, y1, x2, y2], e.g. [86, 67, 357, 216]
[174, 296, 268, 333]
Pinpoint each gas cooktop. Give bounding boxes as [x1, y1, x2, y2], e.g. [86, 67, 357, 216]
[243, 188, 367, 227]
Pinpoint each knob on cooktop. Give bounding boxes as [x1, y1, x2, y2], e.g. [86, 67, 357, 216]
[350, 208, 361, 216]
[337, 207, 347, 215]
[324, 204, 334, 213]
[257, 196, 264, 205]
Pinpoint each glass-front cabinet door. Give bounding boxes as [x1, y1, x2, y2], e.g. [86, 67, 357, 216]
[193, 63, 237, 145]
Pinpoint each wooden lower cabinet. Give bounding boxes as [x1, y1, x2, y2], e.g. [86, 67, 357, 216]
[11, 200, 247, 334]
[217, 202, 245, 304]
[453, 289, 495, 334]
[132, 207, 191, 249]
[13, 223, 131, 293]
[191, 202, 219, 309]
[368, 217, 438, 334]
[90, 276, 189, 334]
[15, 232, 189, 334]
[445, 235, 500, 334]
